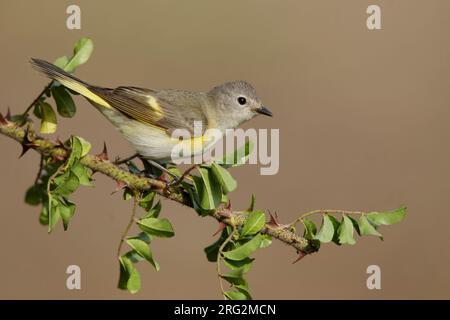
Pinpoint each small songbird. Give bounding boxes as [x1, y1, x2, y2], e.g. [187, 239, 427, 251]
[30, 58, 272, 164]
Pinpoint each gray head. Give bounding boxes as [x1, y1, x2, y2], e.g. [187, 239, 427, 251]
[208, 81, 272, 129]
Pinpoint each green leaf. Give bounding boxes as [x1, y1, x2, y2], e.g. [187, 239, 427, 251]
[223, 233, 262, 261]
[59, 198, 76, 231]
[25, 184, 44, 206]
[241, 210, 265, 237]
[118, 255, 141, 294]
[224, 291, 248, 300]
[220, 268, 246, 285]
[139, 191, 155, 211]
[235, 284, 252, 300]
[204, 229, 230, 262]
[126, 238, 160, 271]
[338, 215, 356, 245]
[64, 37, 94, 73]
[367, 206, 406, 226]
[210, 162, 237, 194]
[196, 167, 222, 210]
[359, 215, 383, 239]
[39, 102, 57, 134]
[142, 201, 161, 219]
[71, 163, 92, 186]
[224, 257, 253, 273]
[328, 215, 341, 245]
[137, 217, 175, 238]
[302, 218, 317, 240]
[259, 234, 272, 248]
[53, 55, 69, 69]
[53, 171, 80, 196]
[219, 141, 254, 168]
[39, 203, 49, 225]
[47, 199, 60, 233]
[314, 214, 335, 243]
[52, 86, 76, 118]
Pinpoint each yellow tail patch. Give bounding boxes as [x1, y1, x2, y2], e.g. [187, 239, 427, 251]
[57, 77, 112, 109]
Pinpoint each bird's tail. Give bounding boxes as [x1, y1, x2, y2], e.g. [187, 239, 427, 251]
[30, 58, 111, 108]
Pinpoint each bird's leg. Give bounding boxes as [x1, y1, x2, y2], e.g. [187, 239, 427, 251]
[113, 153, 139, 165]
[168, 164, 198, 187]
[138, 157, 179, 180]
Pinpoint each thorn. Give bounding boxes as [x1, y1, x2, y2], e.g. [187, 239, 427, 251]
[55, 137, 65, 148]
[268, 210, 280, 227]
[96, 142, 109, 161]
[212, 222, 227, 236]
[111, 180, 127, 195]
[5, 107, 11, 121]
[292, 251, 306, 264]
[0, 112, 8, 126]
[19, 145, 31, 158]
[225, 199, 232, 210]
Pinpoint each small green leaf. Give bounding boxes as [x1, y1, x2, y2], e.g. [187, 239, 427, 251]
[328, 215, 341, 245]
[53, 171, 80, 196]
[220, 268, 246, 285]
[241, 210, 265, 237]
[52, 86, 76, 118]
[58, 198, 76, 231]
[196, 167, 221, 210]
[367, 206, 406, 226]
[204, 229, 230, 262]
[219, 141, 254, 168]
[210, 162, 237, 194]
[235, 284, 252, 300]
[259, 234, 272, 248]
[126, 238, 160, 271]
[25, 184, 44, 206]
[302, 218, 317, 240]
[47, 199, 60, 233]
[224, 291, 248, 300]
[137, 217, 175, 238]
[39, 102, 57, 134]
[338, 215, 356, 245]
[64, 37, 94, 73]
[223, 233, 262, 261]
[71, 163, 92, 186]
[224, 257, 253, 273]
[118, 255, 141, 294]
[142, 201, 161, 219]
[53, 56, 69, 69]
[359, 215, 383, 239]
[39, 203, 49, 225]
[314, 214, 335, 243]
[139, 191, 155, 211]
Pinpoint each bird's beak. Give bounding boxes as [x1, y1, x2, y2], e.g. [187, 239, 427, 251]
[256, 106, 273, 117]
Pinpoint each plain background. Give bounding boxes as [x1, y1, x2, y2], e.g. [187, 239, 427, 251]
[1, 0, 449, 299]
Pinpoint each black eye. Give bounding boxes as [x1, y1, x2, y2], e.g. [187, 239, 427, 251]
[237, 96, 247, 105]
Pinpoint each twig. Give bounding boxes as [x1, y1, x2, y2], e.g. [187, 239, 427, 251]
[217, 225, 237, 297]
[117, 194, 139, 258]
[22, 81, 53, 116]
[0, 119, 317, 255]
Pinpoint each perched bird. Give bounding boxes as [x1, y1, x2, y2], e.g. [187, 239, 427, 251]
[30, 58, 272, 166]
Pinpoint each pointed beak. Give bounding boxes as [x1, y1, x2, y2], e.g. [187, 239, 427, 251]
[256, 106, 273, 117]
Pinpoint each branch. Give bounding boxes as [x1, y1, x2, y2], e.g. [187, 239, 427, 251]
[0, 116, 317, 255]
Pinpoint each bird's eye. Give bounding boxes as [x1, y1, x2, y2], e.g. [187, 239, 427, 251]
[237, 96, 247, 105]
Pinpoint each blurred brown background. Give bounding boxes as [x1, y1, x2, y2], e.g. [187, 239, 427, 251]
[1, 0, 449, 299]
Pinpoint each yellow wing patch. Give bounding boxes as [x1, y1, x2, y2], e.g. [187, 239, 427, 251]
[146, 96, 164, 120]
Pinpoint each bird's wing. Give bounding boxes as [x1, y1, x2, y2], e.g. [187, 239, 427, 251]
[90, 86, 206, 134]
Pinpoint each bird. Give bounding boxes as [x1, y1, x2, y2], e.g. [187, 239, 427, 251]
[30, 58, 272, 174]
